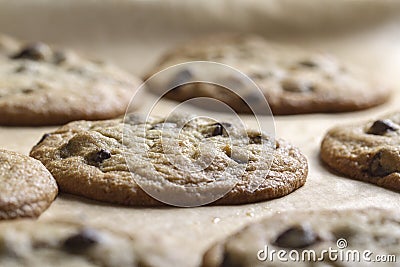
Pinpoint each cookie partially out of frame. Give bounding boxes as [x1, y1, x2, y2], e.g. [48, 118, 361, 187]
[321, 112, 400, 192]
[0, 34, 141, 126]
[0, 220, 139, 266]
[30, 114, 308, 206]
[0, 149, 58, 219]
[145, 34, 390, 115]
[202, 208, 400, 267]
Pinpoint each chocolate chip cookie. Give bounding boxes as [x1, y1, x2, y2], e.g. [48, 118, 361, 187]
[145, 34, 389, 115]
[0, 33, 141, 126]
[202, 208, 400, 267]
[321, 112, 400, 192]
[30, 114, 308, 206]
[0, 149, 58, 219]
[0, 220, 140, 266]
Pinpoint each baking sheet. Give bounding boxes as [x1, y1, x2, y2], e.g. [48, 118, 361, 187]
[1, 1, 400, 266]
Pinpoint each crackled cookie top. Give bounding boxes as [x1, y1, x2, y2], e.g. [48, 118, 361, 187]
[202, 208, 400, 267]
[0, 149, 58, 219]
[0, 34, 141, 126]
[30, 114, 308, 206]
[145, 34, 389, 115]
[321, 112, 400, 192]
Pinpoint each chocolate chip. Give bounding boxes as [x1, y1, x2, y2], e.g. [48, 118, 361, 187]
[94, 149, 111, 163]
[298, 60, 318, 68]
[36, 133, 50, 145]
[212, 123, 224, 136]
[11, 42, 51, 61]
[249, 135, 262, 144]
[205, 123, 231, 138]
[273, 225, 318, 249]
[369, 149, 400, 177]
[21, 88, 34, 94]
[367, 119, 399, 135]
[281, 78, 313, 93]
[63, 228, 99, 253]
[370, 152, 389, 176]
[221, 122, 232, 128]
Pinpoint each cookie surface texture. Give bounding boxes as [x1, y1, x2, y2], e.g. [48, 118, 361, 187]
[30, 114, 308, 206]
[0, 149, 58, 219]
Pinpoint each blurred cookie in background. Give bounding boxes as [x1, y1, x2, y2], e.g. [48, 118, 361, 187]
[202, 208, 400, 267]
[0, 34, 142, 126]
[144, 34, 390, 115]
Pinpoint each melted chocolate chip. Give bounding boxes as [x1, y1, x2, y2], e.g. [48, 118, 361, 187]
[21, 88, 34, 94]
[212, 123, 223, 136]
[221, 122, 232, 128]
[370, 152, 389, 177]
[94, 149, 111, 163]
[11, 42, 51, 61]
[367, 119, 399, 135]
[298, 60, 318, 68]
[273, 225, 318, 249]
[369, 149, 400, 177]
[249, 135, 262, 144]
[36, 133, 50, 146]
[63, 228, 99, 253]
[206, 123, 231, 138]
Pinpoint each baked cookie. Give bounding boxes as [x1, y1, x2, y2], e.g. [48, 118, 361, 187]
[321, 112, 400, 192]
[145, 34, 389, 115]
[0, 33, 141, 126]
[0, 149, 58, 219]
[0, 220, 139, 266]
[202, 208, 400, 267]
[30, 114, 308, 206]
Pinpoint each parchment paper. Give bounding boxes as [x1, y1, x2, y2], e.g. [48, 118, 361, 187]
[0, 1, 399, 266]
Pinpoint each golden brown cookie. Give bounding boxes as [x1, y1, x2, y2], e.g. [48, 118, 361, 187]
[0, 149, 58, 219]
[0, 33, 141, 126]
[30, 114, 308, 206]
[202, 208, 400, 267]
[145, 34, 390, 115]
[321, 112, 400, 192]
